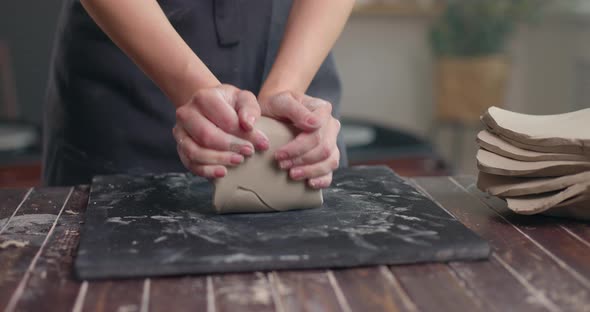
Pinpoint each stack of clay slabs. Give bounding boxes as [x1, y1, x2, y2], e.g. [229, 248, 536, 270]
[475, 106, 590, 220]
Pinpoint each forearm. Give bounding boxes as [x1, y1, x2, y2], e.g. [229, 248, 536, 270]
[81, 0, 219, 107]
[259, 0, 354, 99]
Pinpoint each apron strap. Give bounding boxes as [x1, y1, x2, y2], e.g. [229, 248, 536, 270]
[261, 0, 292, 81]
[214, 0, 241, 46]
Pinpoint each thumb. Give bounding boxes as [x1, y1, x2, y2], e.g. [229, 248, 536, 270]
[265, 92, 320, 132]
[235, 90, 261, 131]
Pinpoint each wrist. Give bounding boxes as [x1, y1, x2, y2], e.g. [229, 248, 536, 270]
[259, 73, 306, 103]
[170, 58, 220, 108]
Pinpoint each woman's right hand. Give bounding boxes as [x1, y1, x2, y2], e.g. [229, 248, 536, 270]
[173, 84, 270, 178]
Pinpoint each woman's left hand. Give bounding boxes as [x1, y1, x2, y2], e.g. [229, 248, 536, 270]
[258, 91, 341, 189]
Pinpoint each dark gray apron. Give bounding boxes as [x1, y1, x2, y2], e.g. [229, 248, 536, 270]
[43, 0, 346, 186]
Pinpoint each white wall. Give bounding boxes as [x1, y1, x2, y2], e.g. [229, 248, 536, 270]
[507, 20, 590, 115]
[333, 15, 434, 136]
[333, 13, 590, 136]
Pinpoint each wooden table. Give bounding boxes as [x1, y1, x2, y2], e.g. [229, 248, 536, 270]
[1, 176, 590, 312]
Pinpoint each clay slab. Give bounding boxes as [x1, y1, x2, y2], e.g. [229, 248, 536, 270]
[505, 183, 590, 214]
[481, 106, 590, 155]
[476, 149, 590, 177]
[477, 130, 590, 162]
[477, 171, 590, 197]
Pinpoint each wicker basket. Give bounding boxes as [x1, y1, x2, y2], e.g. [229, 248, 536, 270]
[435, 55, 509, 123]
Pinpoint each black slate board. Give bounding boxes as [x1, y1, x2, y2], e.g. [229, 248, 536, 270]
[75, 166, 489, 280]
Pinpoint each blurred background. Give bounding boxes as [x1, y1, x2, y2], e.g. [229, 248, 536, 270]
[0, 0, 588, 186]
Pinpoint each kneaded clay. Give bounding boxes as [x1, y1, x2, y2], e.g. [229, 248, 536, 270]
[476, 149, 590, 177]
[213, 117, 323, 214]
[476, 130, 590, 162]
[505, 183, 590, 215]
[477, 171, 590, 197]
[481, 106, 590, 155]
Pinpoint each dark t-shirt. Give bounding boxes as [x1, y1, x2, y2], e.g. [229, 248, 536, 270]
[43, 0, 345, 186]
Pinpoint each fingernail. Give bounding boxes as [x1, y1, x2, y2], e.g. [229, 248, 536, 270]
[256, 140, 270, 151]
[306, 116, 319, 127]
[279, 160, 292, 169]
[290, 168, 304, 179]
[230, 154, 244, 164]
[240, 145, 254, 156]
[276, 151, 289, 160]
[256, 131, 270, 150]
[214, 168, 226, 178]
[248, 116, 256, 128]
[309, 180, 318, 188]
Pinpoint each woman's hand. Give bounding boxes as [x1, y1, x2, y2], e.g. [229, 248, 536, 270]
[173, 84, 270, 178]
[259, 91, 341, 189]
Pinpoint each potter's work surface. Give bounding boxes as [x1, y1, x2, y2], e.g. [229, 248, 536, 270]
[75, 166, 490, 280]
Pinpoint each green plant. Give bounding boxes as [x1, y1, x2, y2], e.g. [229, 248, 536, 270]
[430, 0, 550, 57]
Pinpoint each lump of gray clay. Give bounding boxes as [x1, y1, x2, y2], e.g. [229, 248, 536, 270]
[213, 117, 323, 214]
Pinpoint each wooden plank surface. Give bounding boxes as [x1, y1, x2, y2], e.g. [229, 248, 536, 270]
[2, 176, 590, 312]
[414, 177, 590, 312]
[80, 279, 147, 312]
[0, 188, 31, 230]
[560, 222, 590, 248]
[211, 273, 276, 312]
[454, 176, 590, 286]
[391, 263, 484, 312]
[270, 270, 343, 312]
[149, 276, 207, 311]
[448, 260, 549, 312]
[409, 179, 553, 312]
[332, 266, 417, 312]
[10, 186, 87, 311]
[0, 187, 72, 311]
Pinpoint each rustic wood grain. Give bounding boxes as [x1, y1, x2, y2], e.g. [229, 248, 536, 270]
[269, 270, 343, 312]
[332, 266, 418, 312]
[11, 186, 88, 311]
[409, 178, 552, 312]
[415, 177, 590, 312]
[149, 276, 207, 311]
[0, 187, 72, 310]
[448, 260, 549, 312]
[211, 272, 276, 312]
[391, 263, 484, 312]
[0, 188, 30, 230]
[81, 279, 146, 312]
[559, 222, 590, 249]
[453, 176, 590, 285]
[3, 176, 590, 311]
